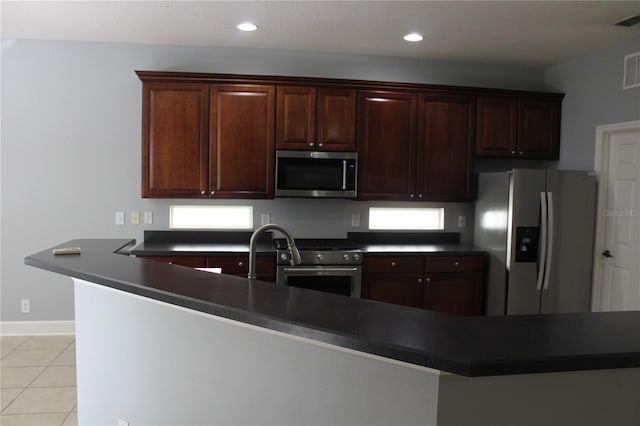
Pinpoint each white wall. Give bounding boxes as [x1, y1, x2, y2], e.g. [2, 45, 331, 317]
[1, 38, 548, 322]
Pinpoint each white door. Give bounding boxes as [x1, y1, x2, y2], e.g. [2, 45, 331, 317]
[597, 123, 640, 311]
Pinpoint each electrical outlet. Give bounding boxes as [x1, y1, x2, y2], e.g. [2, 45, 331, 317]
[143, 211, 153, 224]
[351, 213, 360, 227]
[261, 213, 270, 226]
[21, 299, 30, 313]
[115, 211, 125, 225]
[458, 215, 467, 228]
[118, 419, 129, 426]
[131, 212, 140, 225]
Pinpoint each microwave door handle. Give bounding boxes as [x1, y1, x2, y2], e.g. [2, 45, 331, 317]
[342, 160, 347, 190]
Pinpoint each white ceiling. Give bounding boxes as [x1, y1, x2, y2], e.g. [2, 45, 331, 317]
[2, 1, 640, 67]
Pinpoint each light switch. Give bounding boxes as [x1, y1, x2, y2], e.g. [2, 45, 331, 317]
[115, 212, 125, 225]
[144, 211, 153, 224]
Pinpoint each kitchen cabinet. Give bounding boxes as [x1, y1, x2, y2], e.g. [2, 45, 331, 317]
[357, 90, 417, 200]
[418, 93, 475, 201]
[358, 91, 474, 201]
[276, 86, 356, 151]
[423, 255, 485, 316]
[139, 255, 207, 268]
[140, 255, 276, 282]
[141, 81, 275, 198]
[362, 256, 423, 308]
[210, 84, 275, 198]
[476, 95, 561, 160]
[207, 255, 275, 282]
[362, 254, 485, 316]
[141, 82, 210, 198]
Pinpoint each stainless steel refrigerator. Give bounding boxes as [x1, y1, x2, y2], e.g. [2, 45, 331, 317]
[474, 169, 597, 315]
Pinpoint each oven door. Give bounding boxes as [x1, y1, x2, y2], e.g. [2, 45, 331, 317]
[276, 265, 361, 298]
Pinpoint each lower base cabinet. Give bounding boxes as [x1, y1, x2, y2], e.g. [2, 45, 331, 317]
[363, 254, 486, 316]
[140, 255, 275, 283]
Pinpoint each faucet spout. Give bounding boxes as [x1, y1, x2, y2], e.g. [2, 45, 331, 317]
[248, 223, 300, 279]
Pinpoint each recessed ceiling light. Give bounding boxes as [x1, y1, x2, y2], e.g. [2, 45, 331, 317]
[403, 33, 423, 42]
[237, 22, 258, 32]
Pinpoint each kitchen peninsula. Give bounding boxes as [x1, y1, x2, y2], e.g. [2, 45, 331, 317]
[26, 239, 640, 425]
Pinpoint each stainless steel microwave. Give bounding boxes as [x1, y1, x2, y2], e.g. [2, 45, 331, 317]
[275, 150, 357, 198]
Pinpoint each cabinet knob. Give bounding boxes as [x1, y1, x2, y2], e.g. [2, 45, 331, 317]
[318, 143, 323, 148]
[410, 194, 415, 198]
[511, 151, 516, 155]
[210, 190, 215, 195]
[418, 194, 423, 199]
[391, 261, 397, 267]
[200, 190, 206, 195]
[418, 278, 423, 283]
[519, 152, 524, 155]
[426, 277, 431, 283]
[454, 261, 460, 267]
[238, 261, 244, 267]
[309, 142, 314, 147]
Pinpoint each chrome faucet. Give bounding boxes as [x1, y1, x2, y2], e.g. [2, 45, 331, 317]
[248, 223, 301, 279]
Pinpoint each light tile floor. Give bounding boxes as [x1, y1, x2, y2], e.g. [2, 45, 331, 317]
[1, 335, 77, 426]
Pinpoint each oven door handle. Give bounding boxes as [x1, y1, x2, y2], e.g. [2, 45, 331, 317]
[280, 267, 360, 273]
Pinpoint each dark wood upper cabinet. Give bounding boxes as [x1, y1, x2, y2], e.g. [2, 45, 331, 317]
[142, 82, 210, 198]
[418, 94, 475, 201]
[476, 95, 561, 160]
[357, 90, 417, 200]
[210, 84, 275, 198]
[276, 86, 356, 151]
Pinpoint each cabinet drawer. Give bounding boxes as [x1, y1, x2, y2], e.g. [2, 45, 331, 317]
[140, 256, 206, 268]
[425, 255, 485, 273]
[207, 256, 275, 275]
[363, 256, 423, 273]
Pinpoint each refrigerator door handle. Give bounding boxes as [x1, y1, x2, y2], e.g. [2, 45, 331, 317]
[542, 192, 554, 290]
[537, 192, 548, 291]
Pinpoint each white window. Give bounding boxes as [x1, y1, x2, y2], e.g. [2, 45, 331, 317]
[170, 205, 253, 229]
[368, 207, 444, 230]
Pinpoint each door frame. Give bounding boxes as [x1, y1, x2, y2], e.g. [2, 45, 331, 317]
[591, 119, 640, 311]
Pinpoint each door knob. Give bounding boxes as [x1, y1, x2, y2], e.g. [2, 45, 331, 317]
[602, 250, 613, 258]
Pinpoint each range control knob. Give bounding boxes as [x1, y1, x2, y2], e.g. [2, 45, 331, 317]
[316, 253, 324, 261]
[280, 253, 289, 262]
[343, 254, 350, 261]
[353, 254, 361, 261]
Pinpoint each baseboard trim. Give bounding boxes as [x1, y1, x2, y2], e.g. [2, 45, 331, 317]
[0, 321, 75, 336]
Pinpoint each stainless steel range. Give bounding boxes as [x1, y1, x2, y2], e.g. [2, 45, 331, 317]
[274, 238, 362, 298]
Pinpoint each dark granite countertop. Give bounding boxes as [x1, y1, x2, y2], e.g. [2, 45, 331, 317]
[25, 238, 640, 377]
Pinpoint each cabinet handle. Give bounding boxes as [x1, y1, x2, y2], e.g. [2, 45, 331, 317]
[238, 261, 244, 267]
[391, 261, 397, 267]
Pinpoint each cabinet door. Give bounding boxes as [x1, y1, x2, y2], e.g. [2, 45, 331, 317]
[316, 88, 356, 151]
[424, 273, 483, 316]
[362, 274, 423, 308]
[276, 86, 316, 150]
[210, 85, 275, 198]
[475, 96, 518, 157]
[357, 91, 417, 200]
[418, 94, 475, 201]
[142, 82, 210, 198]
[517, 99, 561, 160]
